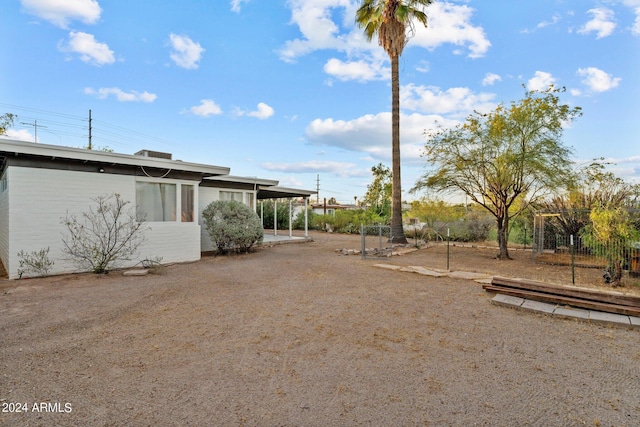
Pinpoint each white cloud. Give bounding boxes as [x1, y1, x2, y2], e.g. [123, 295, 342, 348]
[261, 160, 365, 177]
[278, 0, 490, 67]
[400, 85, 497, 116]
[236, 102, 275, 120]
[305, 112, 458, 163]
[188, 99, 222, 116]
[527, 71, 556, 91]
[21, 0, 101, 28]
[168, 33, 205, 69]
[415, 60, 430, 73]
[576, 67, 621, 92]
[59, 31, 115, 66]
[578, 8, 616, 39]
[84, 87, 157, 103]
[482, 72, 501, 86]
[230, 0, 250, 13]
[410, 2, 491, 59]
[537, 14, 561, 29]
[323, 58, 388, 82]
[0, 129, 34, 142]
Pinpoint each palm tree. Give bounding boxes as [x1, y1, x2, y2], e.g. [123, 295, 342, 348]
[356, 0, 432, 244]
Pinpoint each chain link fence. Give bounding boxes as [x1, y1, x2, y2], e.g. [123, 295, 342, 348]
[532, 210, 640, 286]
[360, 225, 393, 259]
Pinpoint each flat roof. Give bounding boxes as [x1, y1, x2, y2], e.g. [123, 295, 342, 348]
[0, 138, 230, 176]
[257, 185, 317, 200]
[204, 175, 279, 187]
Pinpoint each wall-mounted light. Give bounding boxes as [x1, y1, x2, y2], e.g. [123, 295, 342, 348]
[98, 167, 105, 173]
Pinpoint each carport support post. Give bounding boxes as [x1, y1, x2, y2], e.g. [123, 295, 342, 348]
[304, 197, 309, 238]
[260, 201, 264, 227]
[289, 199, 293, 238]
[274, 199, 278, 236]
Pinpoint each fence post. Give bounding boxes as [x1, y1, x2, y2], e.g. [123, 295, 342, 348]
[361, 224, 365, 259]
[447, 228, 450, 270]
[571, 234, 575, 285]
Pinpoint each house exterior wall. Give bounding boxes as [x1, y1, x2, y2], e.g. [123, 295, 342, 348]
[3, 167, 201, 279]
[0, 172, 9, 274]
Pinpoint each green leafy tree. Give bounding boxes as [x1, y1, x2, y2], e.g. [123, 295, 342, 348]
[363, 163, 392, 218]
[356, 0, 432, 243]
[582, 205, 640, 287]
[0, 113, 16, 135]
[414, 86, 582, 259]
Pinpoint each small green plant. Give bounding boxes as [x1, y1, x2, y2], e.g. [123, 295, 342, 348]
[203, 200, 264, 254]
[140, 256, 165, 274]
[17, 247, 54, 278]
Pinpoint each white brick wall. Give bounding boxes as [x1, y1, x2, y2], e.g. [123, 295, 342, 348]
[4, 167, 202, 278]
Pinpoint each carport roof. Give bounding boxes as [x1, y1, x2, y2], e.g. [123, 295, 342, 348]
[257, 185, 316, 200]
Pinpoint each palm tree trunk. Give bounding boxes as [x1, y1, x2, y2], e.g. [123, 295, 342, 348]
[390, 53, 407, 244]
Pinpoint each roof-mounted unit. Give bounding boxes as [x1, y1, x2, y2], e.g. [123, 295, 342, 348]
[134, 149, 172, 160]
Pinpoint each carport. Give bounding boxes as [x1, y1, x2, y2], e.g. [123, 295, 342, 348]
[257, 185, 316, 242]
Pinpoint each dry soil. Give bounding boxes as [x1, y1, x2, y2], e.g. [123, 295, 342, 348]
[1, 231, 639, 426]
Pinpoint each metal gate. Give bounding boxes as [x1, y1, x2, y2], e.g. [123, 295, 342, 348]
[360, 225, 393, 259]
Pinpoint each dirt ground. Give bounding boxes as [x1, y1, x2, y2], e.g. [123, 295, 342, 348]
[1, 231, 639, 426]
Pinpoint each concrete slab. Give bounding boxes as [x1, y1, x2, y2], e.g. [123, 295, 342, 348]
[589, 310, 631, 327]
[553, 306, 590, 320]
[123, 269, 148, 276]
[474, 277, 494, 284]
[491, 294, 525, 308]
[406, 266, 448, 277]
[630, 316, 640, 329]
[521, 299, 556, 314]
[447, 271, 493, 280]
[373, 264, 402, 271]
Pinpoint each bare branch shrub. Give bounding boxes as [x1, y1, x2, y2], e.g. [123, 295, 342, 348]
[17, 247, 54, 278]
[61, 193, 147, 274]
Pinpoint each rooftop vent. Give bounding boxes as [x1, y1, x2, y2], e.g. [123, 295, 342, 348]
[134, 149, 172, 160]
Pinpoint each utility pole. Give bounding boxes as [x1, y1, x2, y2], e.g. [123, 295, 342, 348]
[20, 120, 46, 143]
[88, 109, 93, 150]
[316, 174, 320, 203]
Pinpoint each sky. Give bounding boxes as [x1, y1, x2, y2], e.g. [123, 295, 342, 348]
[1, 0, 639, 204]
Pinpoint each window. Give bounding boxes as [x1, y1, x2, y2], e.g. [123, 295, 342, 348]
[220, 191, 243, 202]
[136, 182, 176, 222]
[181, 185, 194, 222]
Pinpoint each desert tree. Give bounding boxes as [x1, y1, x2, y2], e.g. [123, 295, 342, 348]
[61, 193, 148, 273]
[0, 113, 16, 135]
[581, 204, 639, 286]
[537, 160, 640, 239]
[356, 0, 433, 243]
[363, 163, 393, 218]
[414, 86, 582, 259]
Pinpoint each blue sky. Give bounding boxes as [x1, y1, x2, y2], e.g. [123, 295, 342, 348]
[1, 0, 639, 203]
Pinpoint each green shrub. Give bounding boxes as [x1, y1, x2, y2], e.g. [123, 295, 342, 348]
[203, 200, 264, 254]
[258, 200, 291, 230]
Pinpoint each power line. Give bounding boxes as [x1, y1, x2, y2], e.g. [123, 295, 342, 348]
[1, 103, 179, 151]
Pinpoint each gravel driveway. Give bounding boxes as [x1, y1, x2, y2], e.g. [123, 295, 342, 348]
[1, 231, 639, 426]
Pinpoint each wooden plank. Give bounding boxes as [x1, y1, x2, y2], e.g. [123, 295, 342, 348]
[491, 276, 640, 309]
[483, 284, 640, 317]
